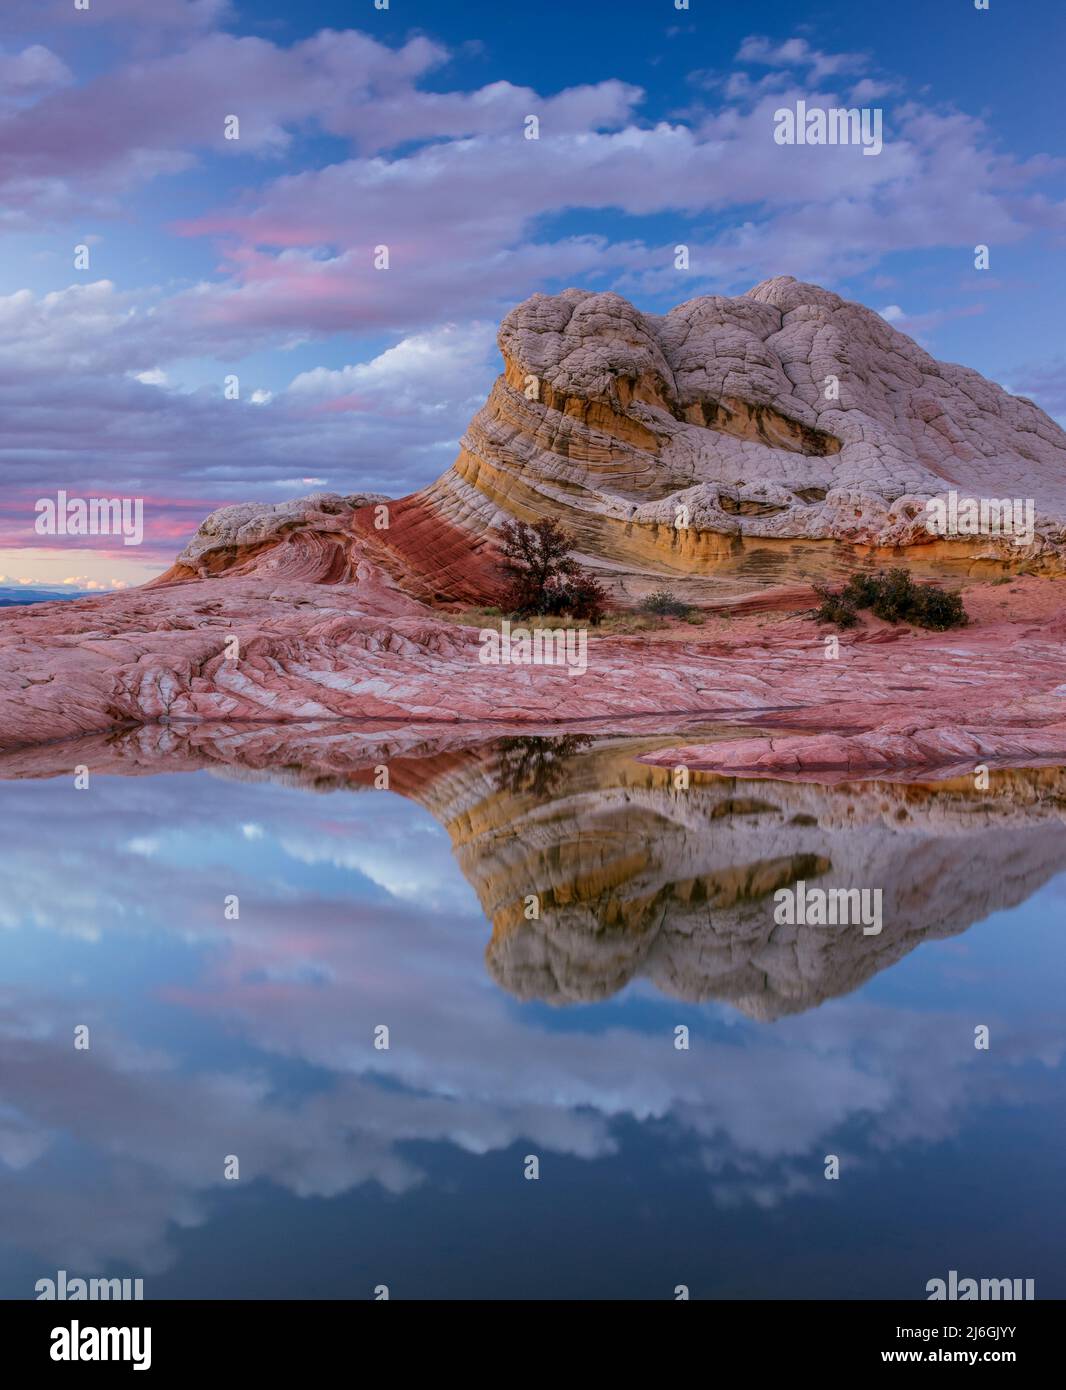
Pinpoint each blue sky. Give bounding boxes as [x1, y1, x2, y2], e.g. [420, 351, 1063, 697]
[0, 0, 1063, 586]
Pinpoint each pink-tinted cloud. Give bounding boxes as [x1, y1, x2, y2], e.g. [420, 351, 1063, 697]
[0, 29, 450, 225]
[161, 83, 1064, 345]
[0, 291, 501, 564]
[0, 43, 72, 104]
[0, 23, 641, 229]
[2, 20, 1064, 580]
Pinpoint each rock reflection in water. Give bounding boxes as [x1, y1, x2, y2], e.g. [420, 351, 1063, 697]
[436, 736, 1066, 1017]
[1, 723, 1064, 1298]
[4, 722, 1065, 1020]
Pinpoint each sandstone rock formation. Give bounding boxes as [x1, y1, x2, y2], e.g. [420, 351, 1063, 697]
[361, 277, 1066, 602]
[1, 280, 1065, 766]
[1, 546, 1065, 770]
[151, 492, 388, 585]
[436, 740, 1066, 1017]
[640, 726, 1066, 782]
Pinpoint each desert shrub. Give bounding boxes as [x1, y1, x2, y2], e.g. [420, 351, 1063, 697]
[555, 571, 610, 623]
[867, 568, 920, 623]
[495, 734, 594, 796]
[840, 572, 881, 608]
[907, 584, 969, 630]
[813, 585, 860, 628]
[813, 569, 967, 630]
[640, 588, 692, 618]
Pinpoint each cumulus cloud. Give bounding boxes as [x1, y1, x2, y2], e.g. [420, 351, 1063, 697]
[0, 286, 502, 562]
[166, 82, 1062, 341]
[0, 25, 641, 229]
[0, 29, 449, 226]
[0, 43, 72, 106]
[287, 322, 498, 415]
[736, 34, 868, 81]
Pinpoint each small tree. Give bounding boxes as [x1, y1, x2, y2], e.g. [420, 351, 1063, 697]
[497, 518, 608, 622]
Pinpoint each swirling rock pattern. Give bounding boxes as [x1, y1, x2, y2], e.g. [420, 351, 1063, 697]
[362, 277, 1066, 602]
[1, 553, 1066, 764]
[3, 281, 1066, 762]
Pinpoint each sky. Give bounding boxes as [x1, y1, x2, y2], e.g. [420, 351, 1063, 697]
[0, 0, 1064, 588]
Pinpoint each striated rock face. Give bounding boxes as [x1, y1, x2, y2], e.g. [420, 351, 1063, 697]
[152, 492, 389, 585]
[363, 277, 1066, 602]
[640, 727, 1066, 783]
[429, 740, 1066, 1017]
[1, 556, 1066, 764]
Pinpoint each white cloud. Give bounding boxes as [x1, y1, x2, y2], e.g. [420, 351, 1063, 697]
[61, 575, 119, 590]
[123, 837, 160, 857]
[736, 35, 868, 81]
[279, 829, 463, 909]
[0, 43, 73, 104]
[287, 322, 497, 411]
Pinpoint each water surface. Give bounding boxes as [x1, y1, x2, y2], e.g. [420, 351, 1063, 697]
[1, 729, 1063, 1299]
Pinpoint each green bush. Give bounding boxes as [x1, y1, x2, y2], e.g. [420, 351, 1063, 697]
[814, 569, 967, 631]
[840, 572, 881, 608]
[813, 587, 860, 628]
[640, 589, 692, 618]
[908, 584, 969, 630]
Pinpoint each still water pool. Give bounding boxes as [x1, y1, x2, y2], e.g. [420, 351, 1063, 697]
[1, 730, 1063, 1299]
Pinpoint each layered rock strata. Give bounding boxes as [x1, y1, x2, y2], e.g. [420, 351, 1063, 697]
[361, 277, 1066, 602]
